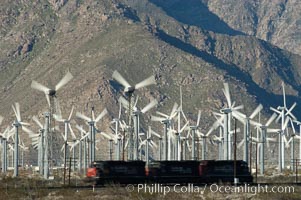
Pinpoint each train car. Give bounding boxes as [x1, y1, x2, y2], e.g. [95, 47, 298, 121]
[86, 160, 253, 185]
[146, 160, 203, 183]
[199, 160, 253, 183]
[86, 160, 146, 184]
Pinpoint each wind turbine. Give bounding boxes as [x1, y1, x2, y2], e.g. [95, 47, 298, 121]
[31, 72, 73, 109]
[75, 125, 90, 171]
[119, 96, 158, 160]
[151, 103, 178, 160]
[233, 104, 263, 163]
[139, 126, 157, 165]
[188, 110, 201, 160]
[112, 70, 156, 160]
[53, 106, 74, 173]
[270, 81, 297, 171]
[11, 102, 31, 177]
[0, 127, 13, 173]
[250, 113, 278, 175]
[76, 107, 108, 163]
[31, 72, 73, 171]
[219, 83, 244, 160]
[31, 115, 45, 175]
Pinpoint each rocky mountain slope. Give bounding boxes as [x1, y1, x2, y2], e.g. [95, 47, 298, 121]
[205, 0, 301, 56]
[0, 0, 301, 160]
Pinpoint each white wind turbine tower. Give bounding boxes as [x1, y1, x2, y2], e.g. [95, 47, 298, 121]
[11, 102, 31, 177]
[53, 106, 74, 172]
[270, 81, 297, 171]
[0, 127, 13, 173]
[68, 126, 78, 171]
[119, 96, 158, 160]
[110, 102, 124, 160]
[32, 116, 45, 175]
[188, 111, 201, 160]
[211, 112, 226, 160]
[250, 113, 278, 175]
[151, 103, 178, 160]
[19, 139, 28, 167]
[292, 120, 301, 164]
[284, 119, 300, 171]
[196, 120, 222, 160]
[31, 72, 73, 169]
[170, 121, 189, 161]
[112, 70, 156, 160]
[139, 126, 158, 165]
[175, 86, 188, 139]
[75, 125, 90, 171]
[233, 104, 263, 163]
[220, 82, 244, 160]
[76, 107, 108, 163]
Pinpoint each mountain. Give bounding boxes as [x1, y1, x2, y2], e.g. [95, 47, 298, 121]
[205, 0, 301, 56]
[0, 0, 300, 160]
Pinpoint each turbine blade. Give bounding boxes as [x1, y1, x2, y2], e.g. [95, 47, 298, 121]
[283, 117, 290, 130]
[118, 102, 122, 119]
[76, 112, 91, 122]
[180, 121, 189, 133]
[156, 111, 169, 118]
[238, 139, 245, 149]
[76, 125, 86, 134]
[267, 128, 280, 133]
[151, 130, 161, 138]
[223, 83, 231, 107]
[250, 120, 262, 127]
[286, 102, 297, 120]
[15, 102, 21, 122]
[53, 114, 63, 122]
[232, 111, 245, 124]
[12, 104, 19, 121]
[141, 99, 158, 113]
[151, 115, 165, 122]
[135, 75, 156, 90]
[282, 81, 286, 108]
[31, 80, 50, 93]
[249, 104, 263, 119]
[68, 106, 74, 121]
[290, 118, 296, 134]
[68, 124, 76, 140]
[270, 107, 281, 114]
[112, 70, 131, 89]
[100, 132, 112, 140]
[32, 116, 43, 129]
[55, 72, 73, 91]
[20, 122, 31, 126]
[45, 93, 51, 107]
[22, 126, 33, 135]
[196, 110, 201, 127]
[118, 96, 130, 110]
[265, 113, 277, 126]
[232, 104, 244, 111]
[95, 108, 108, 123]
[170, 102, 178, 118]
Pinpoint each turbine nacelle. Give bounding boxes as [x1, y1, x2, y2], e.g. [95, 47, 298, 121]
[220, 108, 232, 114]
[124, 86, 135, 93]
[48, 89, 56, 97]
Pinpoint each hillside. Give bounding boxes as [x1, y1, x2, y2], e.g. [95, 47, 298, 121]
[0, 0, 301, 161]
[205, 0, 301, 56]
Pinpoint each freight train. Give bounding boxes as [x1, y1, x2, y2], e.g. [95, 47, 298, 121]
[86, 160, 253, 185]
